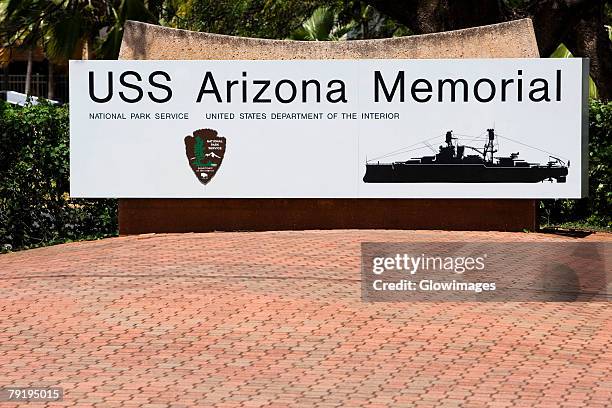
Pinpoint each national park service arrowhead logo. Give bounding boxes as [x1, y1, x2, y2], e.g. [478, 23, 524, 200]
[184, 129, 226, 185]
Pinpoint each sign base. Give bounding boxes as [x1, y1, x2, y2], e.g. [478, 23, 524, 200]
[118, 199, 537, 234]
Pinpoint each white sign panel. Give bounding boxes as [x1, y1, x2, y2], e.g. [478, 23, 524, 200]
[70, 59, 588, 198]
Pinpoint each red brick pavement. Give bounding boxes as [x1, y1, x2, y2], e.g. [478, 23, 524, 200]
[0, 230, 611, 407]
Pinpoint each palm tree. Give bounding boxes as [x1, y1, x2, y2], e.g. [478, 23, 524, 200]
[288, 3, 407, 42]
[0, 0, 43, 95]
[97, 0, 157, 59]
[550, 43, 599, 99]
[289, 6, 355, 41]
[0, 0, 157, 98]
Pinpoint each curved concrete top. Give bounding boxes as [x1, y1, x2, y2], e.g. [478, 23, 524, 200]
[119, 18, 539, 61]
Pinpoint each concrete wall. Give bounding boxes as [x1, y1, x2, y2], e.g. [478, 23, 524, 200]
[119, 19, 538, 60]
[118, 19, 540, 234]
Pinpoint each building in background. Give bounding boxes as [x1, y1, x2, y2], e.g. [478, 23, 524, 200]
[0, 46, 69, 103]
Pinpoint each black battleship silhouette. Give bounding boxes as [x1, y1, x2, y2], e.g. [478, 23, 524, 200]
[363, 129, 569, 183]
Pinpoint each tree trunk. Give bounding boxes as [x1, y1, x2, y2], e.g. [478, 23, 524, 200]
[562, 2, 612, 101]
[83, 38, 95, 60]
[47, 61, 55, 100]
[2, 66, 8, 92]
[25, 48, 33, 96]
[363, 0, 505, 33]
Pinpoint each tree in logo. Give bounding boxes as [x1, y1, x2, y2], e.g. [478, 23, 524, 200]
[194, 135, 214, 167]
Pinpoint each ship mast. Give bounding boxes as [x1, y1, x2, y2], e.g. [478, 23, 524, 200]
[445, 131, 456, 147]
[483, 128, 498, 162]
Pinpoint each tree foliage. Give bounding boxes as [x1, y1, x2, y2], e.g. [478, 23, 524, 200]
[550, 43, 599, 99]
[173, 0, 408, 40]
[167, 0, 319, 38]
[361, 0, 612, 100]
[289, 6, 352, 41]
[540, 100, 612, 229]
[287, 3, 409, 40]
[0, 0, 158, 61]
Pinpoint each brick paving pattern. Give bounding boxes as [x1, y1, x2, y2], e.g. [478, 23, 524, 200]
[0, 230, 611, 407]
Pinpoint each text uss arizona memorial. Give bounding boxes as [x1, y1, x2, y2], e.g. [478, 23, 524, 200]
[88, 69, 564, 104]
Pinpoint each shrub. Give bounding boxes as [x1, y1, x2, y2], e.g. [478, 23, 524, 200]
[0, 101, 117, 252]
[539, 100, 611, 229]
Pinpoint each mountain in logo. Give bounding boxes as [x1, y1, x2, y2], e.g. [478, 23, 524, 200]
[184, 128, 226, 185]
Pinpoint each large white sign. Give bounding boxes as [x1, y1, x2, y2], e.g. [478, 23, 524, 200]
[70, 59, 588, 198]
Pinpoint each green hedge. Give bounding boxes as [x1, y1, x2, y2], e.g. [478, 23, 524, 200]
[540, 100, 611, 229]
[0, 100, 610, 252]
[0, 101, 117, 252]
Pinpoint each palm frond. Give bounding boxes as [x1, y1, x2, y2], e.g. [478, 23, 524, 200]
[549, 43, 598, 99]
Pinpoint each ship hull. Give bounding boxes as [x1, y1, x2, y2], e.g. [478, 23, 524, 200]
[363, 163, 568, 183]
